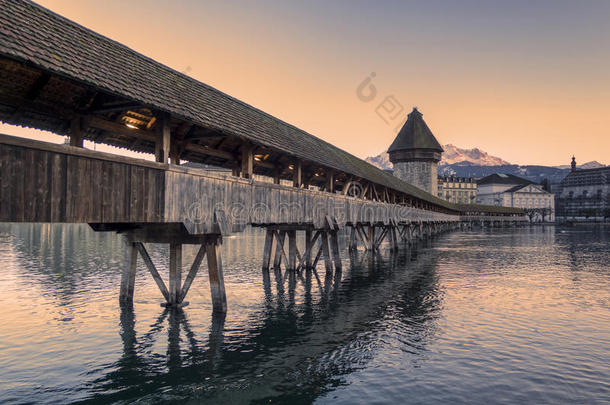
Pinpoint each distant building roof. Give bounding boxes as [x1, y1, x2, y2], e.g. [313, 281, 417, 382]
[477, 173, 533, 186]
[388, 108, 443, 153]
[560, 166, 610, 188]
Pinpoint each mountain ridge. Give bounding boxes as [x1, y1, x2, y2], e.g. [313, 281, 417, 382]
[365, 145, 606, 184]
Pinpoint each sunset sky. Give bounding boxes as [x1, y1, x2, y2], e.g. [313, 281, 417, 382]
[3, 0, 610, 166]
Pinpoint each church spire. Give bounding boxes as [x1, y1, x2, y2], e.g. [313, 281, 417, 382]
[571, 156, 577, 172]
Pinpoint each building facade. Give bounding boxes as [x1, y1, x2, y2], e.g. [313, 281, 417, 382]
[388, 107, 443, 195]
[438, 176, 477, 204]
[555, 158, 609, 221]
[477, 173, 555, 222]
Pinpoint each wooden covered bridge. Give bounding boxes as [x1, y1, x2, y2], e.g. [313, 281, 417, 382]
[0, 0, 524, 313]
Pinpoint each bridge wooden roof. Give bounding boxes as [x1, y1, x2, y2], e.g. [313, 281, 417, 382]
[0, 1, 522, 216]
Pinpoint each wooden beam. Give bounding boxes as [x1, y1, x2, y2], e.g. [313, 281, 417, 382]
[70, 116, 84, 147]
[241, 142, 253, 179]
[342, 176, 353, 195]
[155, 113, 171, 163]
[293, 160, 302, 188]
[87, 115, 154, 140]
[273, 169, 281, 185]
[179, 243, 207, 303]
[326, 170, 335, 193]
[135, 242, 170, 301]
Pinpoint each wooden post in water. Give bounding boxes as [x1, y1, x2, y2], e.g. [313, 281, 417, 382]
[168, 243, 182, 305]
[305, 229, 313, 269]
[348, 226, 357, 251]
[119, 237, 137, 305]
[287, 229, 297, 271]
[329, 230, 342, 271]
[262, 228, 274, 271]
[320, 231, 333, 273]
[273, 230, 286, 269]
[206, 239, 227, 314]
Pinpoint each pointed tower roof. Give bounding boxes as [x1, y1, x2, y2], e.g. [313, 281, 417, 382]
[388, 108, 443, 153]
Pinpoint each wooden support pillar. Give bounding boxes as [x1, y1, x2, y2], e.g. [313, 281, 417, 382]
[169, 143, 181, 165]
[320, 231, 333, 273]
[206, 240, 227, 314]
[119, 237, 137, 305]
[273, 170, 280, 185]
[348, 226, 357, 251]
[389, 226, 398, 251]
[241, 143, 253, 179]
[262, 228, 275, 271]
[326, 170, 335, 193]
[287, 229, 297, 271]
[155, 113, 171, 163]
[329, 230, 342, 271]
[273, 230, 286, 268]
[305, 229, 313, 269]
[70, 116, 84, 147]
[232, 164, 241, 177]
[368, 226, 375, 251]
[168, 243, 182, 305]
[293, 160, 302, 188]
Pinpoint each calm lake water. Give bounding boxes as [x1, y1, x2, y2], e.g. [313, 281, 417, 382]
[0, 224, 608, 404]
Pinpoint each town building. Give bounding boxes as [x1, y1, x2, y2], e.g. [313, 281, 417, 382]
[437, 176, 477, 204]
[388, 107, 443, 195]
[555, 157, 610, 221]
[477, 173, 555, 222]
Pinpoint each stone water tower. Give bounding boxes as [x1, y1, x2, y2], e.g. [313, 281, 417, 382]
[388, 107, 443, 195]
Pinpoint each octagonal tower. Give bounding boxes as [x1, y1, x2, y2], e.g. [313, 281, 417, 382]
[388, 108, 443, 195]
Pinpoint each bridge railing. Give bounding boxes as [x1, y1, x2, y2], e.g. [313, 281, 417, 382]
[460, 215, 528, 222]
[0, 135, 462, 234]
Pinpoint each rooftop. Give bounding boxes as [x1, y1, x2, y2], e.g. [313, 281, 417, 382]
[477, 173, 533, 186]
[388, 108, 443, 153]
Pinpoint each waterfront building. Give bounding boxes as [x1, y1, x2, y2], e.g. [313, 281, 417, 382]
[437, 176, 477, 204]
[388, 108, 443, 195]
[555, 157, 610, 221]
[477, 173, 555, 221]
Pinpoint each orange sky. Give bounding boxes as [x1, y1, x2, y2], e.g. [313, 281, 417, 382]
[3, 0, 609, 166]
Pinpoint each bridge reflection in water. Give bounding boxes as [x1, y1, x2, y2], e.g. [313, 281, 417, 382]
[85, 242, 441, 403]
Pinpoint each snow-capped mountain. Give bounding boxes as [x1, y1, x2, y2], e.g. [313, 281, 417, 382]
[365, 144, 510, 170]
[441, 144, 510, 166]
[365, 146, 606, 184]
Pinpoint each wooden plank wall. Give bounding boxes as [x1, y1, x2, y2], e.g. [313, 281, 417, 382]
[0, 136, 461, 233]
[0, 142, 165, 223]
[164, 169, 460, 234]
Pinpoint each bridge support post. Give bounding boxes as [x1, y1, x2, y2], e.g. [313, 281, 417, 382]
[287, 230, 297, 271]
[305, 229, 313, 268]
[262, 229, 275, 271]
[119, 237, 138, 306]
[348, 226, 358, 252]
[115, 227, 226, 313]
[329, 229, 342, 271]
[206, 240, 227, 314]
